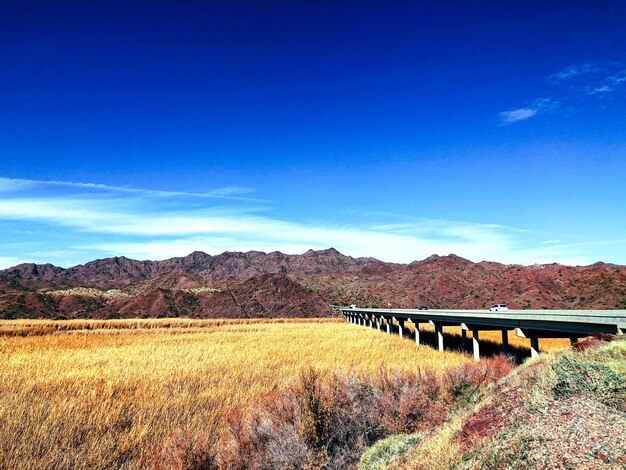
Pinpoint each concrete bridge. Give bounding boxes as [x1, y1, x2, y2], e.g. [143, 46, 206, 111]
[340, 307, 626, 360]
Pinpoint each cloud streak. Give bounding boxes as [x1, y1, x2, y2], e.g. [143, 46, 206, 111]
[499, 62, 626, 124]
[0, 194, 518, 263]
[586, 69, 626, 95]
[0, 177, 262, 201]
[498, 98, 556, 125]
[499, 108, 537, 124]
[0, 176, 619, 267]
[547, 62, 601, 84]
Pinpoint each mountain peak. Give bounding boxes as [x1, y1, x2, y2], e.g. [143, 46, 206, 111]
[411, 253, 473, 267]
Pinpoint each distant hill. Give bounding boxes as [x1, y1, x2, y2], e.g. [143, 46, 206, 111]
[1, 249, 625, 319]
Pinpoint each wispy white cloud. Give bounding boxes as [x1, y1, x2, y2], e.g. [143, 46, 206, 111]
[586, 69, 626, 96]
[0, 176, 619, 266]
[499, 108, 537, 124]
[548, 62, 626, 97]
[547, 62, 601, 84]
[498, 98, 556, 125]
[514, 239, 626, 267]
[542, 239, 561, 245]
[0, 193, 518, 262]
[499, 62, 626, 125]
[0, 178, 35, 193]
[0, 177, 261, 201]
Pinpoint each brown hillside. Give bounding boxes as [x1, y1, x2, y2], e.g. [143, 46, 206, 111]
[299, 254, 626, 310]
[1, 249, 625, 318]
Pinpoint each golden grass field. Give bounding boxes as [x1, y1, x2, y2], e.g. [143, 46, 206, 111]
[0, 318, 569, 469]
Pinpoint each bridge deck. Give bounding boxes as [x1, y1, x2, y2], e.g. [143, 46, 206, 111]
[341, 308, 625, 335]
[340, 308, 625, 359]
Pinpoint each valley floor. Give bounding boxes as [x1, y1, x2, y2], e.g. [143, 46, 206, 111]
[0, 318, 469, 469]
[1, 318, 619, 470]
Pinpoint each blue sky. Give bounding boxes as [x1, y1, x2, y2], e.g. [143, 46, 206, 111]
[1, 1, 625, 268]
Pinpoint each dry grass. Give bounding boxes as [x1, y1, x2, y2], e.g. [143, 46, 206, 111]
[391, 340, 626, 470]
[0, 319, 470, 469]
[0, 317, 340, 337]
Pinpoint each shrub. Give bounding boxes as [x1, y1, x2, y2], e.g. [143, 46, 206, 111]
[218, 359, 514, 469]
[444, 356, 515, 405]
[141, 432, 219, 470]
[552, 354, 626, 411]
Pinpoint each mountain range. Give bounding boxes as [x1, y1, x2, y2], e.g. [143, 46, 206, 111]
[1, 248, 625, 319]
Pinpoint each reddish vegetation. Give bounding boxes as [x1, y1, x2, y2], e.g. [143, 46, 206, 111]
[570, 333, 615, 351]
[1, 249, 625, 319]
[166, 358, 515, 469]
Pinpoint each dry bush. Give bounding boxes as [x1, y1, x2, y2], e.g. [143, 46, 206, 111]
[139, 431, 219, 470]
[443, 355, 516, 404]
[218, 357, 514, 469]
[552, 352, 626, 411]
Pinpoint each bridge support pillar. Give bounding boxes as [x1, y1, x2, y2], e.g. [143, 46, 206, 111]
[435, 323, 444, 352]
[502, 330, 509, 354]
[398, 319, 405, 338]
[377, 317, 381, 331]
[461, 329, 467, 351]
[472, 330, 480, 361]
[530, 337, 540, 358]
[369, 316, 373, 328]
[414, 323, 420, 345]
[386, 318, 391, 334]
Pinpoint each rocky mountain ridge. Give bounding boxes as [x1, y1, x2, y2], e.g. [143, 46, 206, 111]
[1, 248, 394, 290]
[1, 249, 625, 319]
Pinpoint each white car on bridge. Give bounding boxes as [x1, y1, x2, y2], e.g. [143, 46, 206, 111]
[489, 303, 509, 312]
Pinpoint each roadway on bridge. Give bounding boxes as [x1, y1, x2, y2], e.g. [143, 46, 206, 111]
[341, 307, 625, 359]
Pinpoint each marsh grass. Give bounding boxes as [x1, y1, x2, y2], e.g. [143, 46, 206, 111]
[0, 317, 340, 336]
[0, 319, 471, 469]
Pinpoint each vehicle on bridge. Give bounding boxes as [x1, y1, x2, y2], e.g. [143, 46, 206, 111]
[418, 305, 428, 310]
[490, 303, 509, 312]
